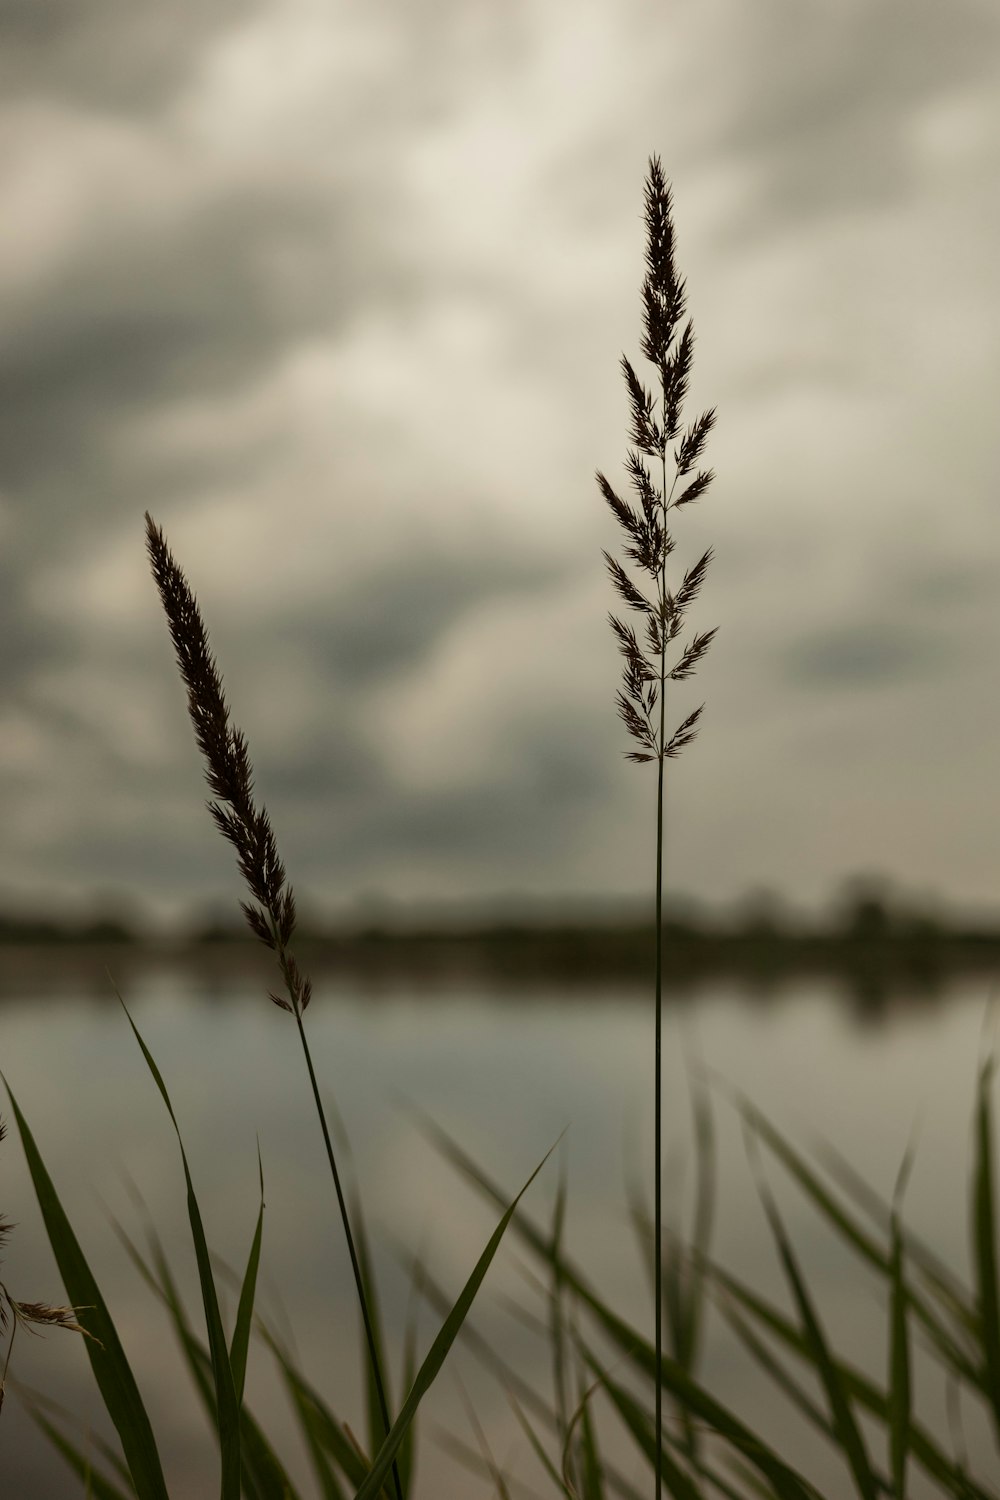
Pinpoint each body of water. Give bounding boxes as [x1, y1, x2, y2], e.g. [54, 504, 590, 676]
[0, 966, 994, 1497]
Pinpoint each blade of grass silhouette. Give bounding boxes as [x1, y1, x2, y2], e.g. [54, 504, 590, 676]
[889, 1137, 916, 1500]
[229, 1142, 265, 1408]
[972, 1054, 1000, 1447]
[117, 993, 243, 1500]
[396, 1253, 422, 1500]
[705, 1251, 993, 1499]
[454, 1372, 515, 1500]
[572, 1366, 606, 1500]
[22, 1407, 134, 1500]
[109, 1209, 301, 1500]
[3, 1079, 169, 1500]
[506, 1393, 576, 1499]
[706, 1073, 978, 1380]
[581, 1342, 818, 1500]
[745, 1127, 878, 1500]
[254, 1320, 382, 1492]
[353, 1137, 558, 1500]
[577, 1353, 703, 1500]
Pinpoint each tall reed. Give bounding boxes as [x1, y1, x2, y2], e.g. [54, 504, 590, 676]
[143, 512, 404, 1500]
[596, 154, 716, 1494]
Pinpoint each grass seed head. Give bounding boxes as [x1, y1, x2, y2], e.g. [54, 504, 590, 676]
[599, 158, 717, 765]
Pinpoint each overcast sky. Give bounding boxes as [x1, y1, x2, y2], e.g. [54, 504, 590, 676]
[1, 0, 998, 926]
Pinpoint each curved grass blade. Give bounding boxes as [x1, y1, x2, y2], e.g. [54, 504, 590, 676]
[973, 1056, 1000, 1444]
[889, 1142, 915, 1500]
[111, 1208, 299, 1500]
[3, 1081, 169, 1500]
[118, 1001, 242, 1500]
[549, 1151, 572, 1464]
[815, 1139, 975, 1334]
[582, 1338, 818, 1500]
[681, 1067, 716, 1379]
[400, 1250, 552, 1424]
[507, 1393, 576, 1499]
[455, 1375, 514, 1500]
[230, 1144, 265, 1407]
[707, 1253, 994, 1500]
[720, 1084, 976, 1379]
[721, 1292, 834, 1437]
[575, 1369, 605, 1500]
[282, 1366, 350, 1500]
[346, 1182, 394, 1479]
[397, 1257, 423, 1500]
[747, 1134, 878, 1500]
[422, 1114, 836, 1494]
[256, 1324, 370, 1493]
[578, 1352, 705, 1500]
[353, 1139, 558, 1500]
[23, 1406, 134, 1500]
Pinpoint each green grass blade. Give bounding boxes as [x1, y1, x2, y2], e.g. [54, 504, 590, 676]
[718, 1296, 835, 1443]
[576, 1372, 605, 1500]
[889, 1143, 915, 1500]
[581, 1339, 819, 1500]
[681, 1069, 716, 1377]
[281, 1364, 350, 1500]
[973, 1056, 1000, 1442]
[726, 1088, 977, 1380]
[230, 1145, 266, 1406]
[507, 1393, 575, 1498]
[3, 1081, 169, 1500]
[727, 1089, 886, 1269]
[817, 1139, 976, 1332]
[115, 1210, 299, 1500]
[749, 1141, 878, 1500]
[580, 1353, 703, 1500]
[119, 1001, 243, 1500]
[353, 1140, 557, 1500]
[419, 1115, 824, 1496]
[24, 1407, 135, 1500]
[549, 1150, 572, 1458]
[346, 1182, 394, 1476]
[397, 1258, 422, 1500]
[455, 1376, 514, 1500]
[257, 1324, 371, 1491]
[708, 1253, 994, 1500]
[402, 1252, 552, 1423]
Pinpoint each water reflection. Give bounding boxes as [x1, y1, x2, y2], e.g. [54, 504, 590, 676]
[0, 970, 994, 1497]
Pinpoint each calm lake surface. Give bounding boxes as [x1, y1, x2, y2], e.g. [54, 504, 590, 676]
[1, 966, 995, 1497]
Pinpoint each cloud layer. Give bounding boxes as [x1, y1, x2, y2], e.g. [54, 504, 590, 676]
[2, 0, 999, 922]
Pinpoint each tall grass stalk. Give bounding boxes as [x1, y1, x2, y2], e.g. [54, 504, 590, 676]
[143, 512, 404, 1500]
[597, 155, 717, 1492]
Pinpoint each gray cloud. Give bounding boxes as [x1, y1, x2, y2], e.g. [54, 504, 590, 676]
[0, 0, 997, 917]
[0, 0, 263, 112]
[705, 0, 1000, 239]
[782, 623, 951, 690]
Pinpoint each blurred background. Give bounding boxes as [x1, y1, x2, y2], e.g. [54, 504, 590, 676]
[2, 1, 999, 1496]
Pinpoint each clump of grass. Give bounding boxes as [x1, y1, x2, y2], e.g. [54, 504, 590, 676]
[597, 152, 716, 1493]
